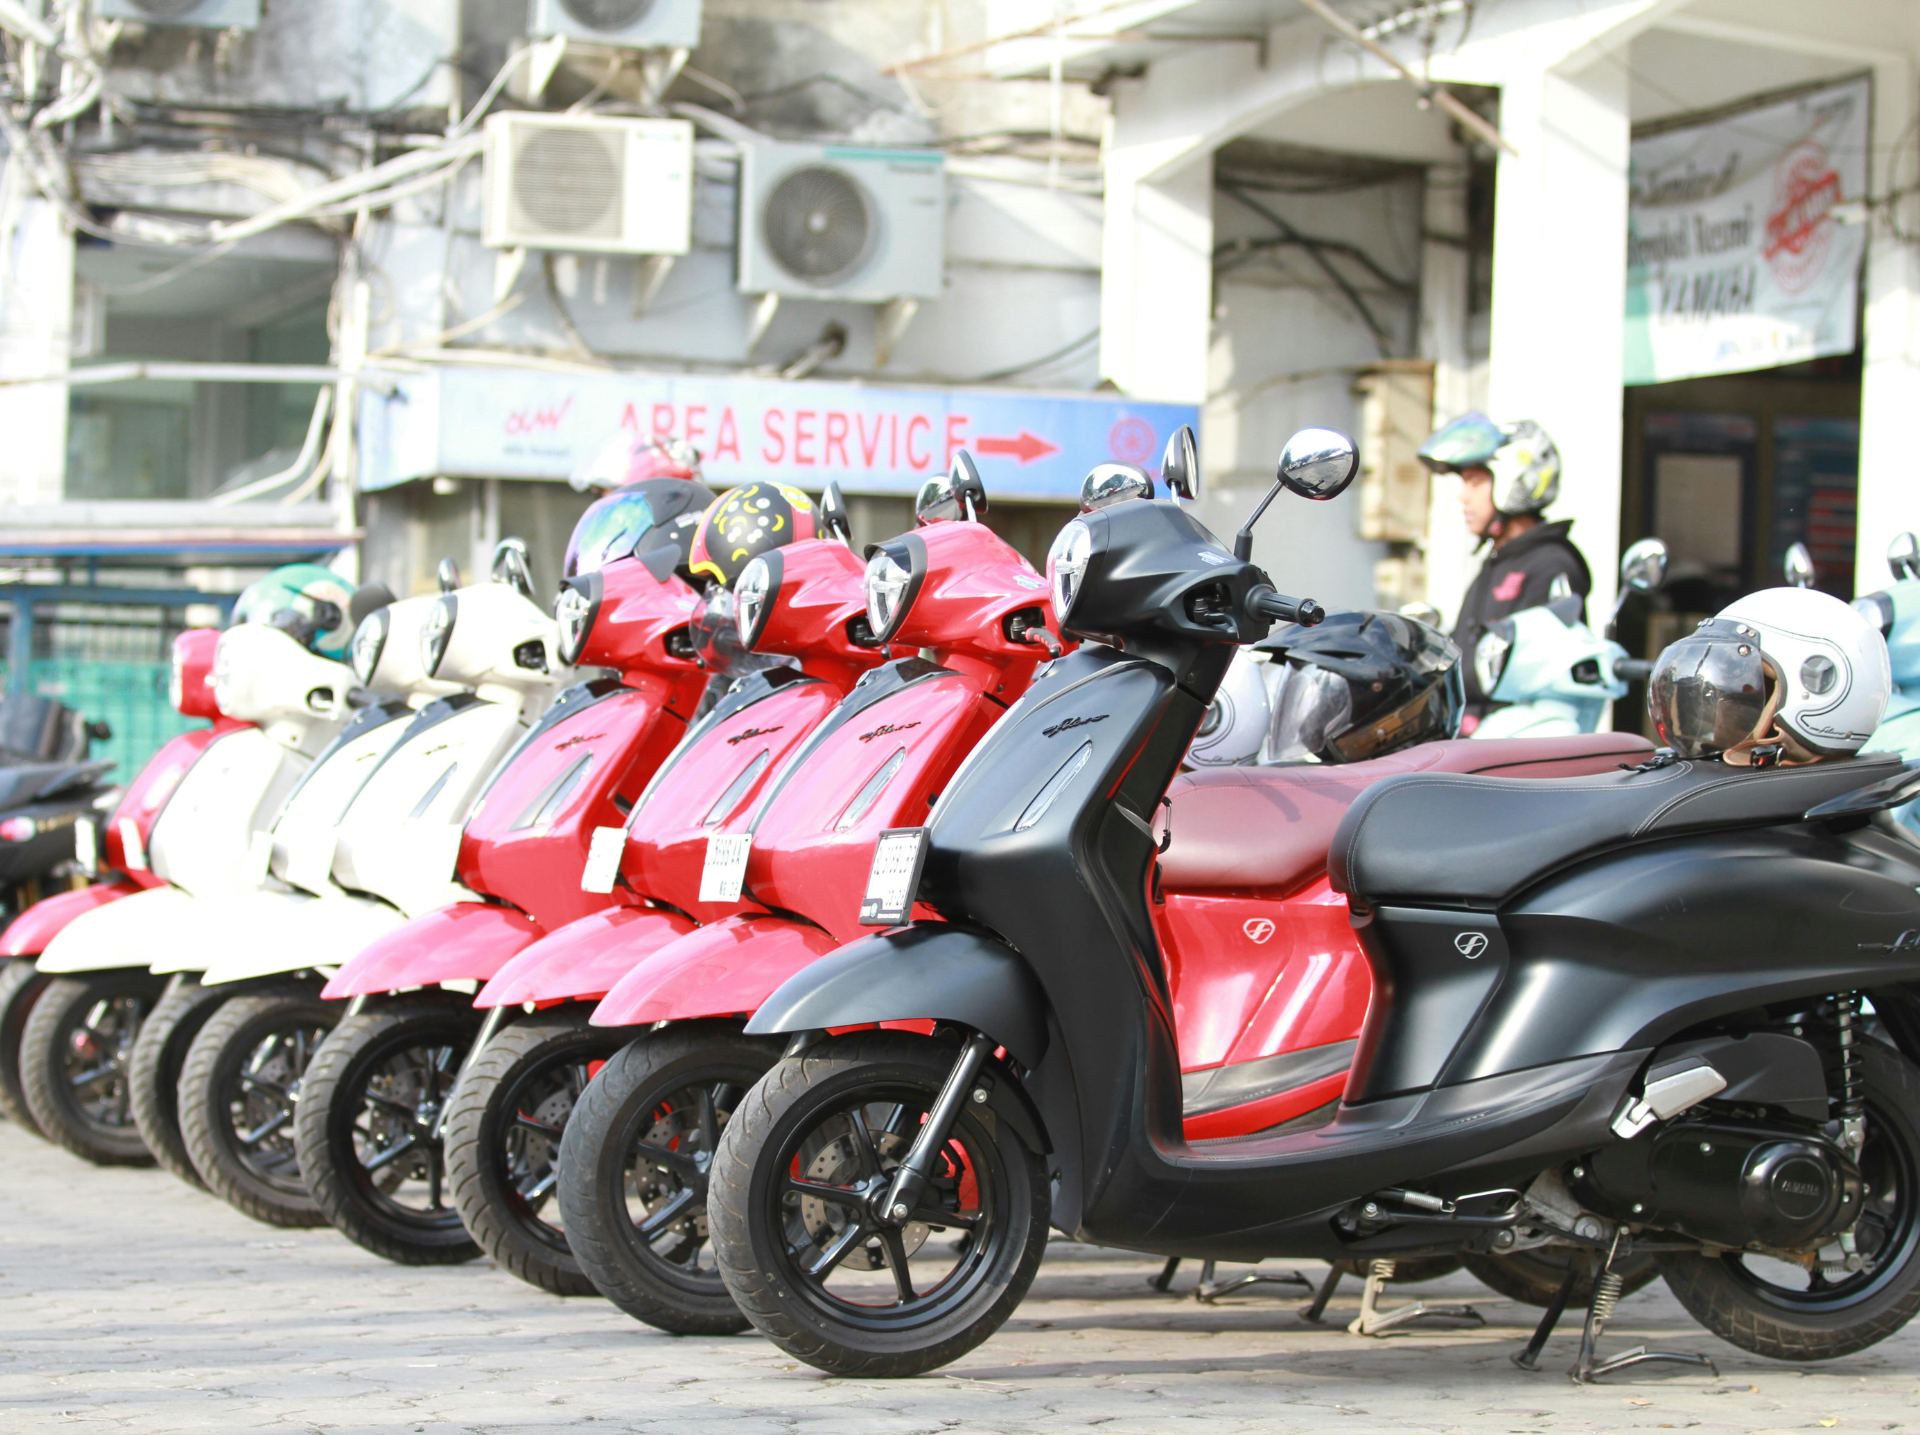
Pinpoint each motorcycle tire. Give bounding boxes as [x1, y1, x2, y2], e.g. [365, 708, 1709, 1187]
[1461, 1248, 1657, 1309]
[129, 975, 234, 1189]
[20, 970, 164, 1166]
[443, 1009, 631, 1297]
[709, 1030, 1050, 1377]
[1657, 1041, 1920, 1361]
[294, 995, 483, 1265]
[555, 1021, 783, 1329]
[178, 986, 338, 1227]
[0, 958, 53, 1136]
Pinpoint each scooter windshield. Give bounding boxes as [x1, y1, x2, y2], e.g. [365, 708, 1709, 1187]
[1648, 626, 1771, 758]
[1263, 662, 1351, 764]
[565, 490, 658, 578]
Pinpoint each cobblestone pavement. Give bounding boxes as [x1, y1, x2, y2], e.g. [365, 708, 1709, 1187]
[3, 1123, 1919, 1435]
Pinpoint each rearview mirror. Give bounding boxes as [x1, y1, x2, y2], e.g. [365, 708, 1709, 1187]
[437, 557, 462, 594]
[1277, 428, 1359, 500]
[1620, 537, 1667, 594]
[820, 481, 853, 545]
[915, 450, 989, 523]
[1784, 541, 1815, 589]
[1890, 532, 1920, 582]
[491, 538, 534, 598]
[1079, 462, 1154, 512]
[1160, 424, 1198, 501]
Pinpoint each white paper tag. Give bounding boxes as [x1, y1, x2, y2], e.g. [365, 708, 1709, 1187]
[118, 817, 147, 872]
[699, 832, 753, 903]
[73, 817, 97, 877]
[580, 825, 626, 894]
[861, 828, 929, 926]
[245, 829, 275, 886]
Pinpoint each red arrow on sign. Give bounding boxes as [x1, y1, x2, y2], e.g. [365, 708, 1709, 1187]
[975, 430, 1059, 465]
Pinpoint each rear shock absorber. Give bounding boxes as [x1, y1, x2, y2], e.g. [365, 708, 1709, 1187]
[1833, 991, 1866, 1155]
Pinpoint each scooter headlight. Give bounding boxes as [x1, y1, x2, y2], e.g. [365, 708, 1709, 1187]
[554, 577, 598, 668]
[1474, 622, 1514, 699]
[420, 594, 458, 677]
[351, 609, 389, 685]
[863, 535, 926, 645]
[1047, 520, 1093, 623]
[735, 552, 781, 651]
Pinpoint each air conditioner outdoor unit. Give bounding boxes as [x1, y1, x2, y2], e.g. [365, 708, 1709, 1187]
[737, 142, 945, 304]
[99, 0, 260, 24]
[529, 0, 702, 48]
[483, 113, 695, 255]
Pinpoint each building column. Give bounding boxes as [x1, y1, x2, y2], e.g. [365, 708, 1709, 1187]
[1099, 142, 1213, 406]
[1419, 161, 1476, 626]
[0, 197, 75, 505]
[1484, 59, 1632, 628]
[1854, 58, 1920, 598]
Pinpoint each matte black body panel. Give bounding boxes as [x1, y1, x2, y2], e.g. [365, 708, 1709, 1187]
[745, 924, 1050, 1070]
[1348, 909, 1507, 1101]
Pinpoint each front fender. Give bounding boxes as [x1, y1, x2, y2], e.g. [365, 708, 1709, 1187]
[592, 914, 840, 1028]
[1, 882, 138, 958]
[320, 902, 544, 1000]
[477, 905, 697, 1009]
[744, 923, 1049, 1071]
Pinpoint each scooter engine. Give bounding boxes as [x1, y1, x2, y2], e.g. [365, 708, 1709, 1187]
[1576, 1119, 1862, 1251]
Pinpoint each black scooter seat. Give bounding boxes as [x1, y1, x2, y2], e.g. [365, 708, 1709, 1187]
[1330, 752, 1905, 908]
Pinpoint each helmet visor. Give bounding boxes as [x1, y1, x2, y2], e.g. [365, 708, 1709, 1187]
[1263, 662, 1353, 764]
[566, 491, 659, 578]
[1327, 661, 1465, 762]
[1648, 630, 1771, 758]
[1418, 412, 1505, 473]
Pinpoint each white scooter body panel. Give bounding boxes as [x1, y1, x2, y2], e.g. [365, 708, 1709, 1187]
[194, 891, 407, 986]
[329, 696, 533, 918]
[147, 727, 309, 899]
[37, 885, 202, 975]
[274, 704, 420, 898]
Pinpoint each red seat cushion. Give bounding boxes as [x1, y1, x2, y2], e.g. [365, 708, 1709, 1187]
[1159, 733, 1653, 897]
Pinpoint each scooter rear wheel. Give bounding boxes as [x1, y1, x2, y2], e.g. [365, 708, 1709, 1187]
[20, 970, 163, 1166]
[129, 975, 233, 1188]
[556, 1021, 783, 1329]
[1657, 1041, 1920, 1361]
[709, 1030, 1050, 1377]
[178, 986, 339, 1227]
[0, 958, 53, 1136]
[294, 996, 483, 1265]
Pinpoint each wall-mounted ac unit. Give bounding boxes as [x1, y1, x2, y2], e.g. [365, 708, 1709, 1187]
[737, 142, 944, 304]
[483, 113, 695, 255]
[530, 0, 702, 49]
[98, 0, 260, 26]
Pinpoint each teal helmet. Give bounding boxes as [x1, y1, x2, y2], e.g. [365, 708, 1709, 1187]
[231, 563, 358, 661]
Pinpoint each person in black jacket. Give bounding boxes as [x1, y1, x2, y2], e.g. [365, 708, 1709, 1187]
[1418, 412, 1591, 725]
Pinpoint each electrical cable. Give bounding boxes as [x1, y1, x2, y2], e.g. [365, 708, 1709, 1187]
[969, 329, 1100, 383]
[1217, 181, 1404, 352]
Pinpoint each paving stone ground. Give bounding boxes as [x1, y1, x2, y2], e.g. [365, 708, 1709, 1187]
[3, 1122, 1919, 1434]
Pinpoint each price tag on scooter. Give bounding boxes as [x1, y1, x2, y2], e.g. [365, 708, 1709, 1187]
[581, 825, 626, 894]
[73, 817, 97, 877]
[118, 817, 147, 872]
[700, 832, 752, 903]
[861, 828, 928, 927]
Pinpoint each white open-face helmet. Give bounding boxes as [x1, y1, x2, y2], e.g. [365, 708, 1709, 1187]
[1186, 648, 1270, 767]
[1656, 587, 1891, 759]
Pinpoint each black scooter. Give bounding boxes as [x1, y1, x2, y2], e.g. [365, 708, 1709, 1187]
[709, 426, 1920, 1381]
[0, 695, 115, 930]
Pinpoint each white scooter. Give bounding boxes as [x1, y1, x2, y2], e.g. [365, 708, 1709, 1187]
[123, 587, 468, 1194]
[1469, 538, 1668, 739]
[26, 611, 363, 1165]
[166, 550, 569, 1226]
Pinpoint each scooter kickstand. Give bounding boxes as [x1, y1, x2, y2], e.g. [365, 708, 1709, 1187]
[1568, 1234, 1717, 1384]
[1148, 1257, 1181, 1293]
[1511, 1261, 1581, 1370]
[1299, 1262, 1345, 1323]
[1347, 1258, 1485, 1337]
[1193, 1259, 1313, 1305]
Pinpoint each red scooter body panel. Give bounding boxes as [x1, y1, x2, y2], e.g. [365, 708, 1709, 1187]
[0, 880, 142, 958]
[594, 912, 842, 1026]
[321, 901, 544, 999]
[478, 905, 698, 1008]
[591, 521, 1063, 1027]
[1155, 731, 1652, 1139]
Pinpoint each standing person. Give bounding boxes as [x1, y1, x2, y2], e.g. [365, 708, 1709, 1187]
[1418, 412, 1590, 726]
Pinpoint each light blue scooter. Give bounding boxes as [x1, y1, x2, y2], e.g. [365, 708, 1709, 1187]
[1854, 532, 1920, 833]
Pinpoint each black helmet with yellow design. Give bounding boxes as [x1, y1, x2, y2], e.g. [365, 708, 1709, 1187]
[686, 482, 820, 588]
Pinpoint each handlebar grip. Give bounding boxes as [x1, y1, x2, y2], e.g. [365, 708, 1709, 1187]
[1249, 587, 1324, 627]
[1614, 658, 1654, 682]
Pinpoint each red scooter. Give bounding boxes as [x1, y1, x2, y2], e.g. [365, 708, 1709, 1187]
[0, 628, 230, 1138]
[435, 515, 887, 1293]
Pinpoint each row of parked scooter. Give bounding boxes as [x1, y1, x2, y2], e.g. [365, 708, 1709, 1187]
[4, 424, 1920, 1385]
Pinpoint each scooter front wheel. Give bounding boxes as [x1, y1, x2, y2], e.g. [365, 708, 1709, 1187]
[555, 1021, 784, 1329]
[442, 1009, 632, 1297]
[178, 985, 338, 1226]
[129, 975, 234, 1188]
[20, 970, 163, 1165]
[293, 996, 483, 1265]
[0, 958, 53, 1136]
[709, 1030, 1049, 1378]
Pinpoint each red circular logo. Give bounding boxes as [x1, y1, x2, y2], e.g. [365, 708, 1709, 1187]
[1765, 140, 1841, 296]
[1109, 417, 1155, 465]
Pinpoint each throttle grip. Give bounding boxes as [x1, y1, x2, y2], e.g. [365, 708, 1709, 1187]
[1248, 586, 1324, 627]
[1614, 657, 1653, 682]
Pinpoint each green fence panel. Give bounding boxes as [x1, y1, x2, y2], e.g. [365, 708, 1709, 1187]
[9, 658, 205, 784]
